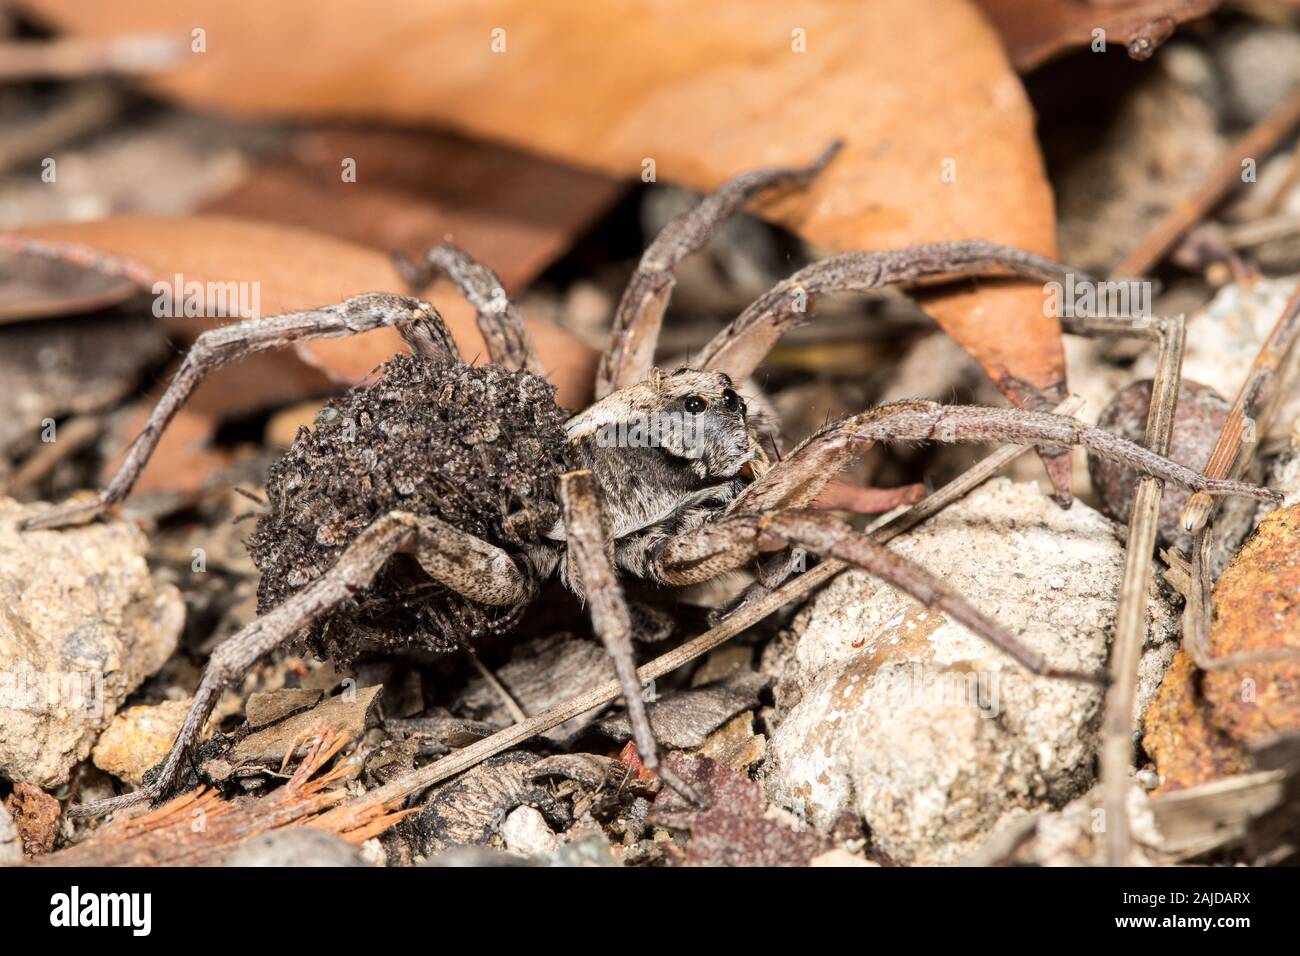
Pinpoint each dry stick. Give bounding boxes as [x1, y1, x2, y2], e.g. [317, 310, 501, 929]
[0, 84, 122, 174]
[1112, 86, 1300, 279]
[1099, 314, 1186, 868]
[464, 647, 528, 725]
[0, 35, 186, 81]
[341, 397, 1086, 817]
[1221, 212, 1300, 251]
[1178, 285, 1300, 671]
[1180, 283, 1300, 535]
[2, 415, 102, 495]
[1178, 524, 1298, 671]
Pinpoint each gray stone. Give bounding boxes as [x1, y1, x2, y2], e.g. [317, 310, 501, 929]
[500, 806, 558, 857]
[221, 828, 369, 867]
[1133, 278, 1300, 447]
[1215, 24, 1300, 126]
[0, 801, 20, 864]
[760, 479, 1177, 864]
[0, 498, 184, 787]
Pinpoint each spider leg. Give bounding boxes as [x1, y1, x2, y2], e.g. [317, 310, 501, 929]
[654, 509, 1105, 684]
[68, 510, 531, 819]
[595, 141, 843, 399]
[406, 512, 535, 606]
[696, 241, 1077, 383]
[725, 400, 1279, 520]
[21, 294, 456, 531]
[393, 243, 541, 374]
[558, 470, 700, 803]
[706, 547, 808, 628]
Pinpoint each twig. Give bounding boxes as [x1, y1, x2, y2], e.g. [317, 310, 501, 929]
[1180, 521, 1300, 671]
[1176, 288, 1300, 670]
[464, 647, 528, 724]
[1180, 283, 1300, 534]
[1, 415, 102, 496]
[1112, 86, 1300, 279]
[1220, 212, 1300, 251]
[951, 813, 1043, 867]
[0, 35, 186, 81]
[1100, 314, 1185, 867]
[338, 397, 1086, 814]
[0, 84, 123, 174]
[1062, 315, 1160, 341]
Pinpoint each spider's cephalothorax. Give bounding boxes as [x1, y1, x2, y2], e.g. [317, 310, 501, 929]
[249, 355, 579, 665]
[559, 367, 767, 583]
[33, 144, 1279, 818]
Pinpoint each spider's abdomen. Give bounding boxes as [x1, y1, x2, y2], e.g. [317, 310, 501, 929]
[248, 355, 576, 665]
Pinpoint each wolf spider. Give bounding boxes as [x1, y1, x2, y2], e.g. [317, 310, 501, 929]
[24, 143, 1275, 817]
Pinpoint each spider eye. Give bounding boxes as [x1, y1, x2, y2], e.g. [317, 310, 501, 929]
[721, 388, 744, 412]
[684, 395, 707, 414]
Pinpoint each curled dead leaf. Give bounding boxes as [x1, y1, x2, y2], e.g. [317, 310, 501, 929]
[25, 0, 1066, 423]
[6, 218, 596, 408]
[973, 0, 1220, 71]
[648, 751, 832, 866]
[3, 217, 599, 500]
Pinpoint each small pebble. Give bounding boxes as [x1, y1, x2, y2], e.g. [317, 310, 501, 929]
[1088, 379, 1229, 549]
[500, 805, 559, 857]
[220, 829, 369, 867]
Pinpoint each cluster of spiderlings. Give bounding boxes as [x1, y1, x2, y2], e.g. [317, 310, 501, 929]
[248, 355, 579, 664]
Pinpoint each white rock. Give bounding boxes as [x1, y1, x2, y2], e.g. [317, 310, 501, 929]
[0, 801, 20, 864]
[500, 805, 558, 857]
[809, 847, 877, 867]
[1216, 25, 1300, 125]
[1258, 420, 1300, 525]
[359, 838, 387, 867]
[0, 498, 184, 787]
[1132, 278, 1300, 444]
[760, 479, 1177, 865]
[1022, 784, 1161, 867]
[221, 828, 368, 867]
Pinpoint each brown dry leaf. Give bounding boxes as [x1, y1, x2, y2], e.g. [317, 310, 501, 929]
[0, 248, 138, 323]
[24, 0, 1065, 422]
[5, 218, 598, 499]
[100, 401, 240, 502]
[204, 125, 624, 272]
[201, 686, 383, 784]
[1144, 506, 1300, 792]
[596, 669, 770, 749]
[8, 217, 595, 407]
[648, 751, 832, 866]
[972, 0, 1220, 71]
